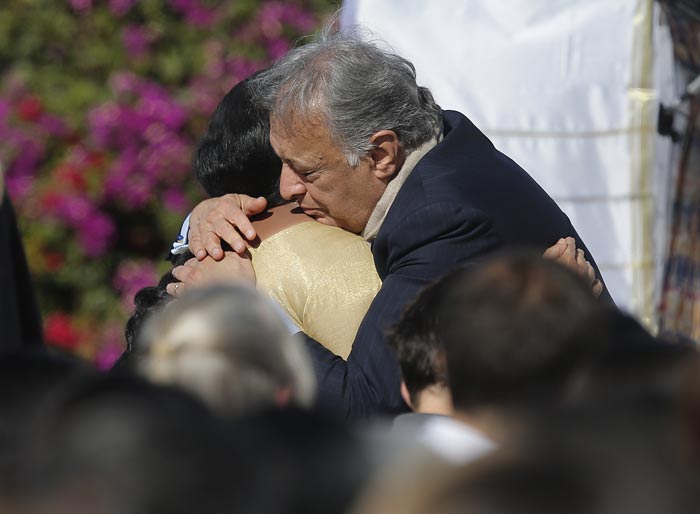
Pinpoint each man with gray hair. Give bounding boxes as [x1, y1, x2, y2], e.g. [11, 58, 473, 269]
[173, 27, 609, 418]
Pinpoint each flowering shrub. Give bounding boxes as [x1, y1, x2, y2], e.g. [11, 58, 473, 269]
[0, 0, 332, 366]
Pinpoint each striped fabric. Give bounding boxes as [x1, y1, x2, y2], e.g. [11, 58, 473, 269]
[658, 1, 700, 342]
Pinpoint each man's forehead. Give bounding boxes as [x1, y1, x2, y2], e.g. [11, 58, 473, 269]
[270, 111, 328, 138]
[270, 114, 333, 159]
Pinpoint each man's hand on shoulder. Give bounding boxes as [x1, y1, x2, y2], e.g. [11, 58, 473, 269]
[167, 251, 256, 297]
[188, 193, 267, 261]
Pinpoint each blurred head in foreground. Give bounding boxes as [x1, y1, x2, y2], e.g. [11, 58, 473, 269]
[389, 274, 453, 416]
[439, 253, 610, 417]
[22, 374, 229, 514]
[137, 284, 315, 415]
[353, 415, 697, 514]
[392, 252, 611, 436]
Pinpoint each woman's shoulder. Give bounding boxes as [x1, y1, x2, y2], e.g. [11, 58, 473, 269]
[251, 216, 378, 291]
[252, 205, 370, 255]
[250, 203, 308, 241]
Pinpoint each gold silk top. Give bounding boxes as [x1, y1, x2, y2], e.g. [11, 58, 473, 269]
[248, 221, 381, 360]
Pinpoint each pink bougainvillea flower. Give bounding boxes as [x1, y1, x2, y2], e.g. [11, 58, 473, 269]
[185, 6, 217, 27]
[121, 25, 151, 58]
[6, 175, 33, 201]
[109, 0, 137, 17]
[259, 2, 284, 37]
[88, 102, 121, 147]
[37, 114, 69, 138]
[280, 4, 317, 32]
[77, 211, 116, 257]
[168, 0, 218, 27]
[56, 194, 91, 225]
[104, 148, 150, 208]
[265, 37, 289, 60]
[0, 99, 10, 124]
[38, 190, 116, 257]
[136, 92, 188, 131]
[109, 71, 140, 97]
[5, 135, 45, 200]
[163, 188, 187, 213]
[226, 56, 260, 82]
[113, 260, 159, 310]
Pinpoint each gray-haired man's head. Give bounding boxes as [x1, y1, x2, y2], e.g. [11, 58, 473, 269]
[250, 26, 441, 234]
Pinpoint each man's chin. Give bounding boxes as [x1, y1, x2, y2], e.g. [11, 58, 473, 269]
[304, 211, 360, 232]
[313, 216, 340, 228]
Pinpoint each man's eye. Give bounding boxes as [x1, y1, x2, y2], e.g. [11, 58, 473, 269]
[300, 169, 319, 179]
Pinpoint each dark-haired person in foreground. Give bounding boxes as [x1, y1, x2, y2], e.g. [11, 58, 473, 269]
[388, 273, 453, 418]
[438, 254, 611, 443]
[25, 374, 232, 514]
[387, 252, 609, 463]
[175, 27, 610, 418]
[390, 243, 605, 418]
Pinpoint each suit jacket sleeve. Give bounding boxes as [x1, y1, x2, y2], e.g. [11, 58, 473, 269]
[302, 201, 501, 418]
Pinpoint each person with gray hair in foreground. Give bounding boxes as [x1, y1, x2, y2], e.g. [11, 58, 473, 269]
[137, 284, 315, 415]
[173, 25, 610, 418]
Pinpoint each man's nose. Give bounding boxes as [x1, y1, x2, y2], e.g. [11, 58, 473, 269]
[279, 163, 306, 201]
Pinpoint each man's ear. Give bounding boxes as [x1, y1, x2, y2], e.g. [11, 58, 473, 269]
[368, 130, 402, 180]
[400, 381, 415, 411]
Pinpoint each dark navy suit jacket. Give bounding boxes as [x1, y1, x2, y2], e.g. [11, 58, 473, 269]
[302, 110, 610, 418]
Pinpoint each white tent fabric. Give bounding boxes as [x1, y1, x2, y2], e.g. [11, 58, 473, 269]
[341, 0, 677, 327]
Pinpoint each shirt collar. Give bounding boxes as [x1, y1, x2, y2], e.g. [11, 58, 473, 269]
[168, 213, 191, 260]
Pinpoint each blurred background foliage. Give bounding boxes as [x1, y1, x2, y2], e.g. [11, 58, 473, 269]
[0, 0, 334, 366]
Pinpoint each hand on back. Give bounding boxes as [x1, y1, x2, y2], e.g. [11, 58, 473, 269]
[188, 193, 268, 261]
